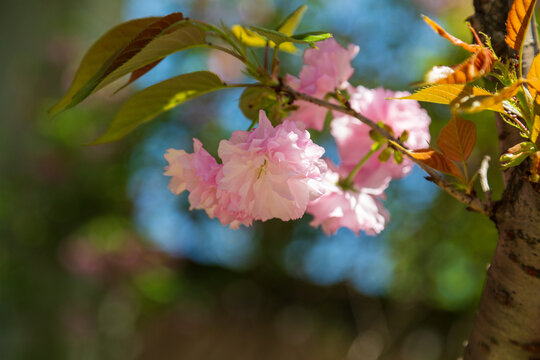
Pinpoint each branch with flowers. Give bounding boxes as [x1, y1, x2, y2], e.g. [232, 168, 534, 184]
[49, 2, 539, 235]
[50, 1, 540, 357]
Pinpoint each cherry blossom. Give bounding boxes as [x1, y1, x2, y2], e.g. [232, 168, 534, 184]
[285, 38, 360, 130]
[307, 161, 389, 235]
[331, 85, 431, 194]
[217, 111, 327, 221]
[165, 111, 328, 227]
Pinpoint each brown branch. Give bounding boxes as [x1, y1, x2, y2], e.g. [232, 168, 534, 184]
[274, 83, 492, 217]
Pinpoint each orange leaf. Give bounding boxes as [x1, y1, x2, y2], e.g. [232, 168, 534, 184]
[410, 149, 463, 179]
[437, 115, 477, 162]
[532, 113, 540, 144]
[422, 15, 480, 53]
[436, 48, 496, 84]
[527, 53, 540, 100]
[506, 0, 537, 50]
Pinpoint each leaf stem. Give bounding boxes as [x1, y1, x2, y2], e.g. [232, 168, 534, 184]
[342, 147, 378, 187]
[271, 45, 279, 77]
[207, 43, 246, 63]
[264, 42, 270, 73]
[462, 160, 470, 184]
[247, 118, 257, 131]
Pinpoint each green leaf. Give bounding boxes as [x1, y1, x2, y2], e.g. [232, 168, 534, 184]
[106, 23, 207, 92]
[291, 32, 333, 43]
[49, 17, 160, 114]
[231, 25, 299, 53]
[276, 5, 307, 36]
[378, 147, 392, 162]
[70, 14, 208, 109]
[249, 25, 332, 46]
[239, 87, 277, 121]
[393, 150, 403, 164]
[499, 141, 536, 168]
[460, 80, 526, 114]
[92, 71, 227, 144]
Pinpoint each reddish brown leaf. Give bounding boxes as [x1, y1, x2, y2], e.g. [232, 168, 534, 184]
[49, 17, 160, 114]
[70, 12, 186, 105]
[506, 0, 537, 50]
[101, 13, 184, 81]
[437, 115, 477, 162]
[410, 149, 463, 179]
[422, 15, 480, 53]
[436, 48, 496, 84]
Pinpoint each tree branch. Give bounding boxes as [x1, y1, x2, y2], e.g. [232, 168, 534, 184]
[273, 83, 492, 217]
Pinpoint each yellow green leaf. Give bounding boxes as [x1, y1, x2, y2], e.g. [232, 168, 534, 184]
[231, 25, 297, 53]
[532, 113, 540, 144]
[396, 84, 503, 112]
[505, 0, 537, 51]
[461, 79, 526, 113]
[277, 5, 307, 36]
[49, 17, 159, 114]
[437, 115, 477, 162]
[92, 71, 227, 144]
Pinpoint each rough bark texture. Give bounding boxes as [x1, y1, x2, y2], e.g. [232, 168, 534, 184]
[465, 1, 540, 359]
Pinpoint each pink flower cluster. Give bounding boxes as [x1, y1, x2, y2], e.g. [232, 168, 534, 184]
[283, 39, 430, 235]
[164, 111, 327, 229]
[164, 38, 431, 236]
[306, 85, 431, 235]
[331, 85, 431, 194]
[307, 161, 390, 235]
[285, 39, 359, 130]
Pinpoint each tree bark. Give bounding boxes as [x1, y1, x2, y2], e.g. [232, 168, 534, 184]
[465, 1, 540, 359]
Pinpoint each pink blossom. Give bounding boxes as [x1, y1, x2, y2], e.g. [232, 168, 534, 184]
[217, 110, 327, 221]
[164, 139, 253, 229]
[285, 38, 360, 130]
[331, 85, 431, 194]
[307, 162, 389, 235]
[164, 111, 328, 227]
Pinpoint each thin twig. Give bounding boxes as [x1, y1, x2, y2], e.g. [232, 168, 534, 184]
[479, 155, 492, 203]
[206, 43, 246, 62]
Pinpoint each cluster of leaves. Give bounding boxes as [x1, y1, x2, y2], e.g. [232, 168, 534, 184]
[399, 0, 540, 186]
[50, 6, 331, 143]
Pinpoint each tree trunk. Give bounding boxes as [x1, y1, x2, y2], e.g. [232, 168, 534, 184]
[465, 1, 540, 358]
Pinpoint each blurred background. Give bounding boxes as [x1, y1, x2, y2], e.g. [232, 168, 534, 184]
[0, 0, 503, 359]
